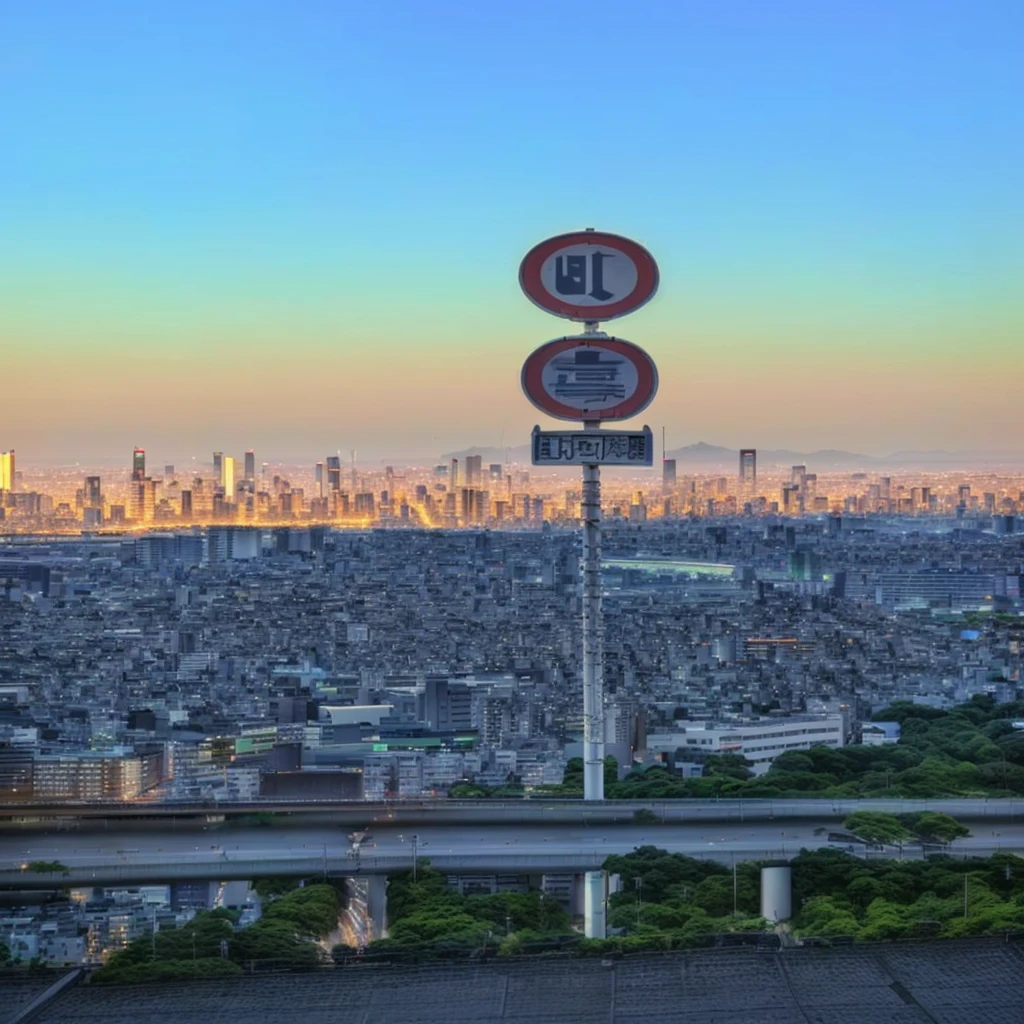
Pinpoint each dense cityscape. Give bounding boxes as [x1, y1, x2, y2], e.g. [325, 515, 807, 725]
[2, 441, 1024, 980]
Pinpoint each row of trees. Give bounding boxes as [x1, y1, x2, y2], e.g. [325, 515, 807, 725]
[842, 811, 971, 847]
[334, 862, 574, 963]
[593, 846, 1024, 947]
[533, 697, 1024, 800]
[789, 848, 1024, 941]
[93, 881, 341, 983]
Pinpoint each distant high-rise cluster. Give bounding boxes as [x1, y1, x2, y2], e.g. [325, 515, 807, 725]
[2, 441, 1024, 533]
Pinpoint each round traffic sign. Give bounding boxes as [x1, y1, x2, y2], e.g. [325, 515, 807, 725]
[520, 335, 659, 422]
[519, 230, 659, 322]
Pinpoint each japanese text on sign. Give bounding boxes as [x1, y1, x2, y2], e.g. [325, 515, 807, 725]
[531, 427, 654, 466]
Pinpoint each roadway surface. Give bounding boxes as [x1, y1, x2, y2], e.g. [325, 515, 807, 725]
[3, 821, 1023, 889]
[5, 797, 1024, 824]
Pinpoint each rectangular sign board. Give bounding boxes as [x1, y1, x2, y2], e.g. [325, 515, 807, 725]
[531, 425, 654, 466]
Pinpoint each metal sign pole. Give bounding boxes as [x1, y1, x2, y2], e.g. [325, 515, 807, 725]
[581, 449, 604, 802]
[519, 232, 660, 943]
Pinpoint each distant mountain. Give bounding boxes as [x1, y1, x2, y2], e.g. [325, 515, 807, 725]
[440, 440, 1024, 471]
[665, 442, 877, 471]
[664, 443, 1024, 472]
[441, 445, 531, 464]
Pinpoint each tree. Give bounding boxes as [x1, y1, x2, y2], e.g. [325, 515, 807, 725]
[229, 919, 323, 970]
[25, 861, 69, 874]
[94, 959, 243, 984]
[910, 812, 971, 846]
[842, 812, 912, 847]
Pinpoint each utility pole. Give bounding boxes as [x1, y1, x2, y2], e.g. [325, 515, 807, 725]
[411, 833, 419, 883]
[732, 854, 738, 917]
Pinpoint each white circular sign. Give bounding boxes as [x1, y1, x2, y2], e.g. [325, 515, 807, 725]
[519, 231, 660, 321]
[537, 243, 640, 310]
[539, 344, 640, 412]
[521, 336, 659, 422]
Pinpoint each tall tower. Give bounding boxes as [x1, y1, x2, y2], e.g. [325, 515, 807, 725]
[0, 450, 14, 491]
[661, 459, 676, 495]
[244, 450, 256, 481]
[739, 449, 756, 490]
[326, 455, 342, 492]
[213, 452, 223, 481]
[132, 447, 146, 481]
[85, 476, 102, 508]
[465, 455, 482, 488]
[221, 456, 236, 498]
[449, 458, 458, 492]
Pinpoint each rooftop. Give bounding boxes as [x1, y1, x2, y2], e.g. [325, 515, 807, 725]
[17, 939, 1024, 1024]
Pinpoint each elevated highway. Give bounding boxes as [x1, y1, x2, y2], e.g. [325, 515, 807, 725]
[4, 797, 1024, 827]
[2, 820, 1022, 890]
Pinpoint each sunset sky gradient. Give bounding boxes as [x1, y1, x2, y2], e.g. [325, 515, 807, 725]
[2, 1, 1022, 463]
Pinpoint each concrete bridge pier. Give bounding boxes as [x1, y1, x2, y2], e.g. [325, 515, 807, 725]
[368, 874, 388, 941]
[583, 870, 607, 939]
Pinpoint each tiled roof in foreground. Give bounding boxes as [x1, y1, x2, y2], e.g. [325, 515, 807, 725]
[18, 939, 1024, 1024]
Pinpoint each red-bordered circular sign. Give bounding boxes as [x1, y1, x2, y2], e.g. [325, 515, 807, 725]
[521, 336, 659, 422]
[519, 231, 659, 322]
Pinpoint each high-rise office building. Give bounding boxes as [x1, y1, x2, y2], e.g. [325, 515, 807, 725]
[326, 456, 342, 492]
[0, 450, 14, 491]
[449, 459, 458, 492]
[221, 456, 236, 498]
[662, 458, 676, 494]
[164, 464, 174, 479]
[213, 452, 223, 481]
[315, 462, 325, 498]
[244, 450, 256, 480]
[465, 455, 482, 488]
[84, 476, 102, 508]
[739, 449, 756, 488]
[180, 490, 193, 519]
[132, 447, 146, 481]
[791, 465, 806, 488]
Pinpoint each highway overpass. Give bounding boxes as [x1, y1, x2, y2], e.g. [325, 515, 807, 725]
[2, 820, 1023, 890]
[4, 797, 1024, 827]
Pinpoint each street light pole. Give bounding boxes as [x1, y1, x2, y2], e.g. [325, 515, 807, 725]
[411, 834, 419, 883]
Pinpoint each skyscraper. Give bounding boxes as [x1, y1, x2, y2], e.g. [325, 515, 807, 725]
[326, 456, 342, 492]
[662, 458, 676, 494]
[449, 458, 458, 492]
[739, 449, 756, 488]
[221, 456, 236, 498]
[0, 450, 14, 491]
[465, 455, 482, 488]
[213, 452, 223, 481]
[244, 450, 256, 480]
[84, 476, 102, 508]
[132, 447, 146, 481]
[315, 462, 325, 498]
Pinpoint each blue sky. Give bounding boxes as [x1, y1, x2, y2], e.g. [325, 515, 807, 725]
[1, 1, 1022, 460]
